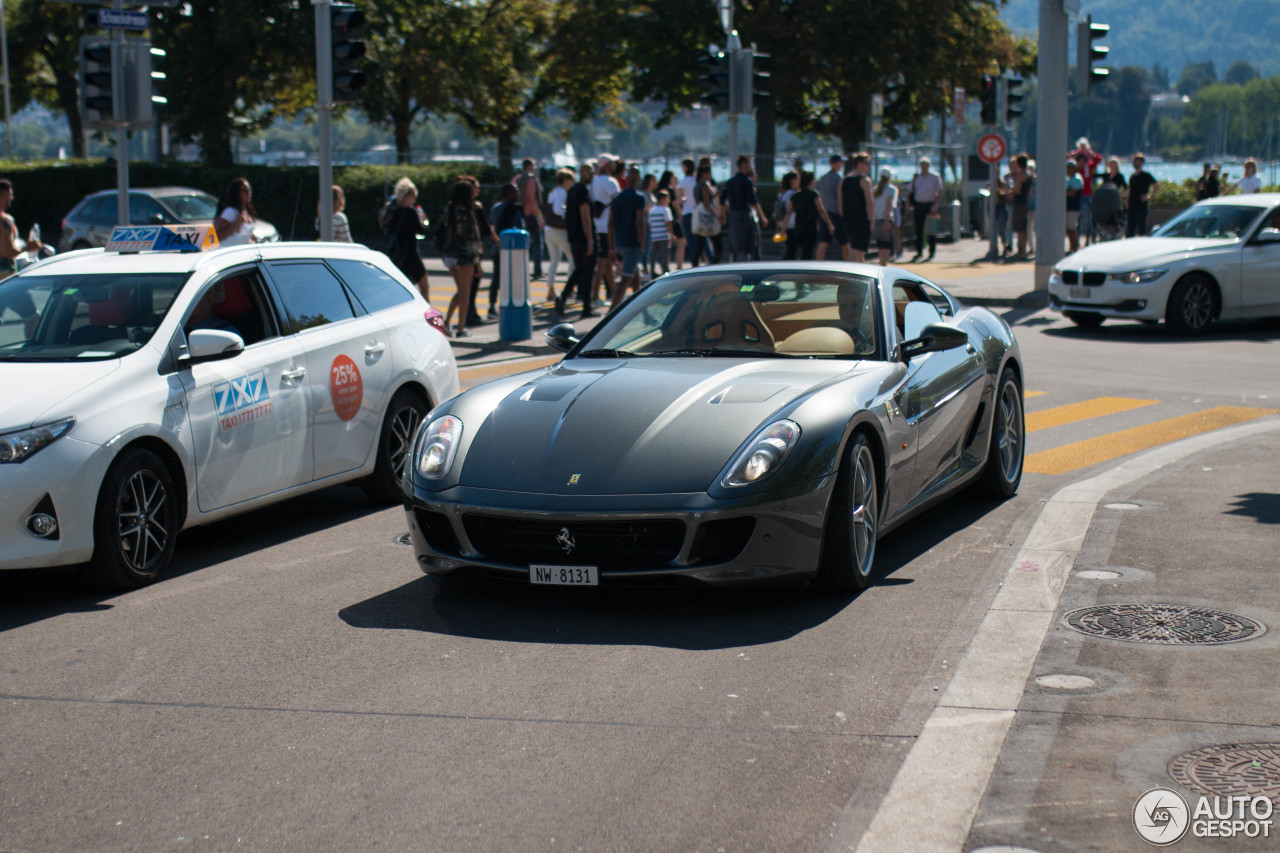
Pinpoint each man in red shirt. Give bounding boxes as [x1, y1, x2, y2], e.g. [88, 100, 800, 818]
[1071, 138, 1103, 244]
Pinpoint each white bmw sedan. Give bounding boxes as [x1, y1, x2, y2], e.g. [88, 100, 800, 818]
[0, 240, 457, 587]
[1048, 193, 1280, 333]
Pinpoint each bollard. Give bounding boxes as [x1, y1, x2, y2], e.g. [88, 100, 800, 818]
[498, 228, 532, 341]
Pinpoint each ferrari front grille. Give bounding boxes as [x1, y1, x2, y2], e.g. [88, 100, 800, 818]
[462, 515, 686, 569]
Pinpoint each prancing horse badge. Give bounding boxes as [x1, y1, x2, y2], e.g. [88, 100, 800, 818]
[567, 474, 581, 485]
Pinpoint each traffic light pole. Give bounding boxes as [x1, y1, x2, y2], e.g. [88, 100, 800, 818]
[1034, 0, 1068, 291]
[726, 30, 740, 165]
[314, 0, 334, 241]
[113, 0, 128, 227]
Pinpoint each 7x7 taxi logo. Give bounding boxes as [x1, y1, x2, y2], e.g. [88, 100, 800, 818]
[213, 370, 271, 416]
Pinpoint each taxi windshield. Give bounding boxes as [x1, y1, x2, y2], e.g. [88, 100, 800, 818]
[1153, 204, 1263, 240]
[0, 271, 188, 361]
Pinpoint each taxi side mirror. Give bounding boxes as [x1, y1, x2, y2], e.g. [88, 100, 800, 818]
[182, 329, 244, 365]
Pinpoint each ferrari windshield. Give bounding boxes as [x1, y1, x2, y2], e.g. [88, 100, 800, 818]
[0, 271, 188, 361]
[1153, 204, 1264, 240]
[579, 270, 881, 359]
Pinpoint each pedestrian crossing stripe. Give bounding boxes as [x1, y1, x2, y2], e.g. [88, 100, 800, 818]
[1025, 396, 1158, 432]
[1025, 405, 1279, 475]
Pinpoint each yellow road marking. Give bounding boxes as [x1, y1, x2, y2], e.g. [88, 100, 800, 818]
[1024, 390, 1047, 399]
[457, 355, 561, 388]
[1026, 406, 1279, 475]
[1025, 396, 1158, 432]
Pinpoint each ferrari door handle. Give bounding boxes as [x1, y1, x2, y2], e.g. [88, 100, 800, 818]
[281, 366, 307, 383]
[365, 342, 386, 357]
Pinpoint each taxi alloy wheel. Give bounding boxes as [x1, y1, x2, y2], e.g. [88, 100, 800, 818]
[84, 448, 180, 589]
[364, 389, 428, 504]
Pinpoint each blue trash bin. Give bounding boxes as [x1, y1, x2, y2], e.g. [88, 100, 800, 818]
[498, 228, 532, 341]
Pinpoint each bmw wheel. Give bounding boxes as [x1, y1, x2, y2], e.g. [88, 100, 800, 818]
[1166, 273, 1216, 335]
[83, 448, 179, 589]
[818, 433, 879, 593]
[363, 389, 427, 504]
[976, 366, 1024, 499]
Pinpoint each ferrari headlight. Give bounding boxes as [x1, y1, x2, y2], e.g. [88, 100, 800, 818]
[722, 419, 800, 488]
[1111, 268, 1167, 284]
[0, 418, 75, 464]
[414, 415, 463, 480]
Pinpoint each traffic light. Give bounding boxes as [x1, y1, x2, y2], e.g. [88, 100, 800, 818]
[1076, 14, 1109, 97]
[978, 74, 997, 125]
[120, 42, 166, 128]
[697, 47, 731, 113]
[1004, 75, 1024, 129]
[78, 36, 116, 131]
[743, 47, 770, 111]
[331, 4, 367, 103]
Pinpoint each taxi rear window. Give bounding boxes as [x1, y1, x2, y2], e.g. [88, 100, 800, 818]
[329, 259, 416, 314]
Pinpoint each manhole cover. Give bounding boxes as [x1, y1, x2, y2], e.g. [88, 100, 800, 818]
[396, 532, 413, 546]
[1169, 744, 1280, 802]
[1064, 604, 1265, 645]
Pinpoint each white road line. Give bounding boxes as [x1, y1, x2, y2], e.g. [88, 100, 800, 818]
[851, 415, 1280, 853]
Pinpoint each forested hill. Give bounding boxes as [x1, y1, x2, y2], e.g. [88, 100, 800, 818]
[1000, 0, 1280, 78]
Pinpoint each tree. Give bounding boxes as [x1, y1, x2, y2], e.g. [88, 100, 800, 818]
[1177, 61, 1217, 97]
[150, 0, 314, 166]
[9, 1, 89, 158]
[1151, 63, 1171, 90]
[1223, 60, 1259, 86]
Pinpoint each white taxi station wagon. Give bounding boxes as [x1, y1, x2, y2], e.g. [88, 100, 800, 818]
[0, 226, 458, 587]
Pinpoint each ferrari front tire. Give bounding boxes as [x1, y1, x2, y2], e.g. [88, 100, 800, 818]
[817, 433, 879, 593]
[976, 366, 1024, 499]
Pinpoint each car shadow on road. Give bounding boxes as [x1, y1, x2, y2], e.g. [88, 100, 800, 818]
[0, 484, 384, 634]
[1045, 315, 1280, 343]
[338, 496, 1005, 650]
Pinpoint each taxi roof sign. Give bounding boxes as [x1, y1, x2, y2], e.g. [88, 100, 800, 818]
[106, 225, 219, 253]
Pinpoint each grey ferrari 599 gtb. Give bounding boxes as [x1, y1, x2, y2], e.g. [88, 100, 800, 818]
[403, 262, 1024, 592]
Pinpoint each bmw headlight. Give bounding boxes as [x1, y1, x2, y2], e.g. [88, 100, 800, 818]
[0, 418, 75, 464]
[721, 419, 801, 488]
[1111, 268, 1167, 284]
[1048, 271, 1062, 287]
[414, 415, 463, 480]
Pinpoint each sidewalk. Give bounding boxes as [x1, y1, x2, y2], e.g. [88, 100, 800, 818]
[428, 234, 1044, 387]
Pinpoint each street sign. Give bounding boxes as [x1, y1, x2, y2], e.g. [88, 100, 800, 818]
[98, 9, 148, 29]
[978, 133, 1006, 165]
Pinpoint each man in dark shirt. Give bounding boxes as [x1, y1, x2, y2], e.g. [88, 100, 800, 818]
[1127, 154, 1159, 237]
[558, 162, 597, 317]
[608, 166, 648, 309]
[487, 184, 524, 319]
[725, 155, 768, 263]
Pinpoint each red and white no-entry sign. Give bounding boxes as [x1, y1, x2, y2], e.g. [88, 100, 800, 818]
[978, 133, 1007, 165]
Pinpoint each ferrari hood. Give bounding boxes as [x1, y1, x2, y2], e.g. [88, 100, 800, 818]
[458, 358, 863, 494]
[1056, 236, 1237, 270]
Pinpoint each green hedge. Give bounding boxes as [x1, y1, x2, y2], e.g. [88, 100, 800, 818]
[0, 160, 513, 248]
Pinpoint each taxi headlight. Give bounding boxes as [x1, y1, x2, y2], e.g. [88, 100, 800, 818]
[414, 415, 463, 480]
[0, 418, 75, 464]
[1112, 268, 1167, 284]
[722, 419, 800, 487]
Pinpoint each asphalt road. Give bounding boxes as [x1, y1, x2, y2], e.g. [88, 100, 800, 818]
[2, 307, 1279, 852]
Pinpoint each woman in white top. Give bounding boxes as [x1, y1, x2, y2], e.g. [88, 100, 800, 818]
[543, 168, 575, 302]
[316, 184, 353, 242]
[871, 169, 899, 266]
[214, 177, 256, 246]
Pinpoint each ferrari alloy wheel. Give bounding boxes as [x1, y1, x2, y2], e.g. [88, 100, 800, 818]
[1166, 274, 1216, 335]
[83, 448, 179, 589]
[364, 389, 427, 504]
[976, 366, 1024, 499]
[818, 433, 879, 593]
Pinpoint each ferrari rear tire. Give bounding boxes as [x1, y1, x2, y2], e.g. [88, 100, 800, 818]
[82, 448, 179, 589]
[363, 389, 427, 504]
[1064, 310, 1104, 328]
[817, 433, 879, 593]
[976, 366, 1024, 499]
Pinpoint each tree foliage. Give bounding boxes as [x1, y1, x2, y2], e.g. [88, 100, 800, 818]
[9, 1, 90, 157]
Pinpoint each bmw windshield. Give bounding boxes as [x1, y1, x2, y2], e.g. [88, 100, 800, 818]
[0, 272, 188, 361]
[155, 192, 220, 221]
[1152, 204, 1264, 240]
